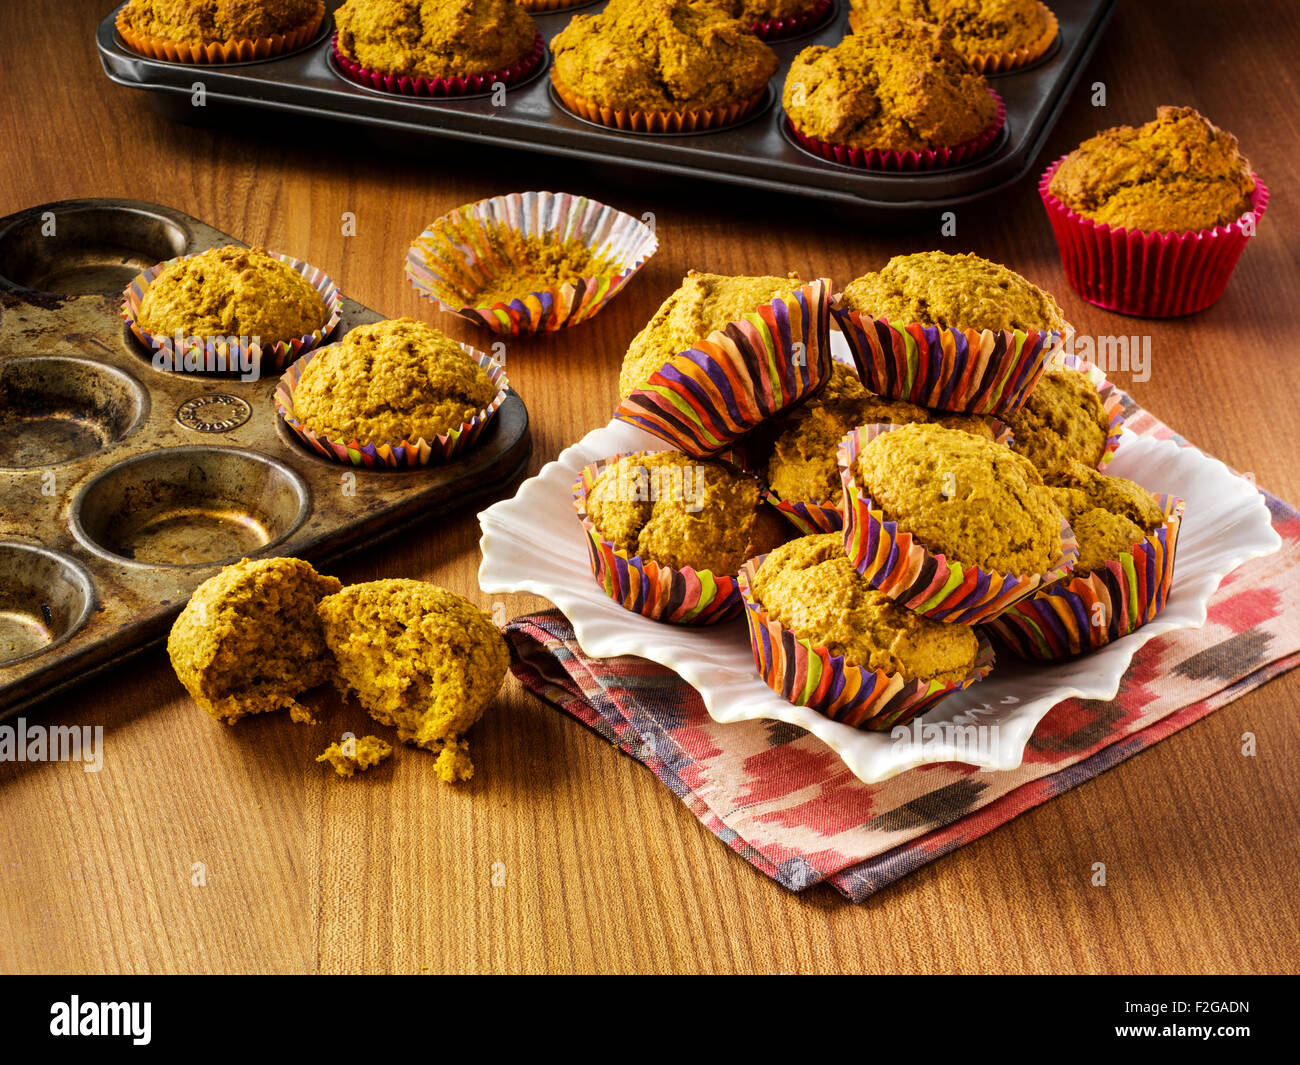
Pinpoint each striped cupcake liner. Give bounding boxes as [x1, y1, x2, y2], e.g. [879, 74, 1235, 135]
[274, 344, 508, 468]
[331, 31, 545, 97]
[1040, 159, 1269, 317]
[122, 252, 341, 377]
[831, 300, 1061, 416]
[983, 494, 1185, 660]
[115, 2, 324, 64]
[1047, 352, 1125, 469]
[571, 455, 748, 625]
[615, 279, 834, 459]
[838, 423, 1079, 625]
[785, 90, 1005, 171]
[405, 191, 658, 336]
[738, 556, 996, 730]
[753, 0, 835, 41]
[551, 71, 768, 134]
[848, 3, 1058, 74]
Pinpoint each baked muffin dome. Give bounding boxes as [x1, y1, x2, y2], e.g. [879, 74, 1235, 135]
[333, 0, 537, 80]
[840, 251, 1068, 332]
[137, 245, 328, 346]
[851, 0, 1053, 56]
[852, 422, 1061, 574]
[1003, 366, 1110, 477]
[318, 579, 509, 783]
[291, 317, 497, 444]
[782, 18, 996, 151]
[167, 557, 342, 725]
[618, 270, 802, 399]
[1048, 106, 1256, 233]
[121, 0, 322, 43]
[750, 533, 980, 683]
[585, 450, 788, 575]
[551, 0, 780, 114]
[1046, 461, 1166, 573]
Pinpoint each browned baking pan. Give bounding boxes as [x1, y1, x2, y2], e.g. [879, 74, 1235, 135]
[0, 198, 531, 720]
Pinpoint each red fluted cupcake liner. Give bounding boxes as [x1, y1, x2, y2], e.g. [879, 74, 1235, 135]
[615, 279, 834, 458]
[753, 0, 834, 41]
[331, 31, 545, 97]
[1039, 159, 1269, 317]
[839, 423, 1078, 624]
[786, 89, 1004, 171]
[983, 494, 1185, 659]
[739, 555, 995, 730]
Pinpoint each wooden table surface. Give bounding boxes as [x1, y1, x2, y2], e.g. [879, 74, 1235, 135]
[1, 0, 1297, 975]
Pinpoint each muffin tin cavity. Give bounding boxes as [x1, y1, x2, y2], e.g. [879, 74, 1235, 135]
[0, 204, 188, 295]
[0, 543, 95, 666]
[0, 356, 150, 469]
[71, 447, 311, 568]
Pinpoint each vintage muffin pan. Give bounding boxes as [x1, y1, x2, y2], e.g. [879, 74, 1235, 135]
[0, 198, 531, 719]
[96, 0, 1117, 216]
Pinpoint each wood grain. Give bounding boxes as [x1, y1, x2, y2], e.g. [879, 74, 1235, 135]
[0, 0, 1297, 974]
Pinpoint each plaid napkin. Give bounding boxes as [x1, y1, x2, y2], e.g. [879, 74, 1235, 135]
[503, 403, 1300, 901]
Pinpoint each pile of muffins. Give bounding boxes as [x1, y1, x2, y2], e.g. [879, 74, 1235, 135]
[575, 252, 1186, 730]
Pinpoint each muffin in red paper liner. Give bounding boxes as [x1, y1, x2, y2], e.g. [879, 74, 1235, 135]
[984, 493, 1184, 660]
[738, 547, 995, 731]
[274, 342, 508, 469]
[115, 0, 325, 64]
[615, 279, 834, 459]
[405, 190, 657, 336]
[332, 30, 545, 97]
[847, 2, 1059, 75]
[1040, 159, 1269, 318]
[550, 71, 769, 135]
[122, 250, 341, 377]
[1005, 352, 1125, 476]
[571, 453, 787, 625]
[749, 0, 835, 41]
[839, 423, 1078, 625]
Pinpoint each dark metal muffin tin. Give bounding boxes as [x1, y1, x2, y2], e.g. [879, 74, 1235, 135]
[0, 198, 531, 719]
[96, 0, 1114, 215]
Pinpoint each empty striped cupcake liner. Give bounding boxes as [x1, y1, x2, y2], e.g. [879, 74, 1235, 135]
[406, 190, 658, 336]
[753, 0, 835, 41]
[738, 556, 996, 730]
[1048, 351, 1125, 469]
[615, 279, 834, 458]
[115, 2, 325, 64]
[122, 252, 341, 377]
[1040, 160, 1269, 317]
[831, 300, 1062, 416]
[332, 31, 545, 97]
[838, 423, 1079, 625]
[571, 455, 752, 624]
[983, 493, 1185, 660]
[848, 3, 1059, 74]
[274, 344, 508, 468]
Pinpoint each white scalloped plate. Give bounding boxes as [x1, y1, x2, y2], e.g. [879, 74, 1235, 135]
[479, 384, 1280, 784]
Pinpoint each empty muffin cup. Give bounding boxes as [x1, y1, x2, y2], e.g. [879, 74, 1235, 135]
[115, 1, 326, 64]
[405, 190, 659, 335]
[738, 554, 995, 731]
[0, 542, 95, 665]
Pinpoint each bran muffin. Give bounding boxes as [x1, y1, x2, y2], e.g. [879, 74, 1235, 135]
[1048, 106, 1256, 233]
[585, 450, 789, 575]
[782, 18, 996, 152]
[550, 0, 780, 116]
[333, 0, 538, 80]
[316, 735, 394, 778]
[850, 0, 1055, 59]
[137, 245, 328, 347]
[750, 533, 980, 683]
[317, 580, 509, 784]
[120, 0, 323, 43]
[852, 422, 1061, 574]
[840, 251, 1069, 332]
[618, 270, 802, 399]
[167, 557, 342, 725]
[290, 317, 498, 445]
[1003, 366, 1110, 477]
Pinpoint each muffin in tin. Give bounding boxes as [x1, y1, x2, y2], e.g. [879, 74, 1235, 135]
[120, 0, 324, 43]
[849, 0, 1057, 70]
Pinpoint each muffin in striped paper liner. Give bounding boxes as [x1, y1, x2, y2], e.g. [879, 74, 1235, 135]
[405, 191, 658, 336]
[983, 494, 1185, 660]
[571, 455, 762, 625]
[331, 30, 546, 97]
[738, 555, 995, 730]
[122, 252, 341, 376]
[115, 1, 325, 64]
[615, 278, 834, 459]
[831, 299, 1062, 416]
[274, 345, 508, 469]
[1043, 352, 1126, 470]
[752, 0, 835, 41]
[847, 3, 1058, 74]
[838, 423, 1079, 625]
